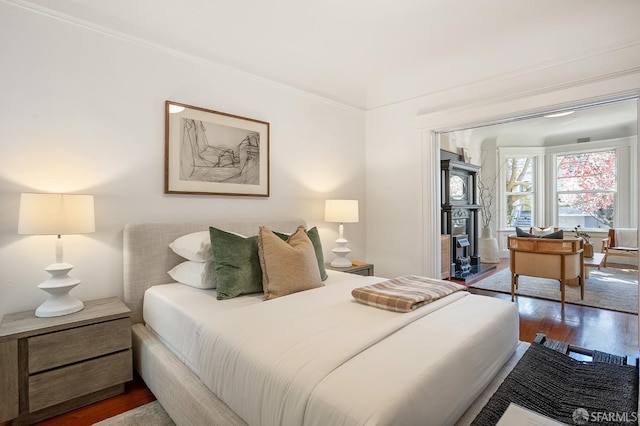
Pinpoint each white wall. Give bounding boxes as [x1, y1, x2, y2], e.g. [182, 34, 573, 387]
[0, 3, 366, 318]
[366, 43, 640, 279]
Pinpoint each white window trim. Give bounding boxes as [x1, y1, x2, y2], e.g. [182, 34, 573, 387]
[497, 147, 545, 230]
[496, 136, 636, 231]
[547, 137, 635, 230]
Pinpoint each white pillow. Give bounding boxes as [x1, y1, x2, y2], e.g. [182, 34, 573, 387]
[168, 261, 217, 289]
[169, 231, 212, 262]
[532, 226, 554, 236]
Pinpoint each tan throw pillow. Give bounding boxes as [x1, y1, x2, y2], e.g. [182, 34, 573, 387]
[258, 225, 323, 300]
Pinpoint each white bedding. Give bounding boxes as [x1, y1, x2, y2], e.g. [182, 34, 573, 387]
[304, 294, 518, 426]
[144, 271, 518, 426]
[142, 270, 367, 373]
[143, 283, 263, 373]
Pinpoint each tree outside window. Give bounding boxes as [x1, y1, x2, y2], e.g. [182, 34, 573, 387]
[505, 157, 534, 228]
[556, 150, 616, 229]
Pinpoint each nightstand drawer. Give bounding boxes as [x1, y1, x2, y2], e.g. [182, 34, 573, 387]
[28, 318, 131, 373]
[29, 349, 132, 412]
[349, 268, 372, 276]
[325, 262, 374, 276]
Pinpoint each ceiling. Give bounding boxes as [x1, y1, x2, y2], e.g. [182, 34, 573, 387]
[447, 98, 638, 147]
[15, 0, 640, 110]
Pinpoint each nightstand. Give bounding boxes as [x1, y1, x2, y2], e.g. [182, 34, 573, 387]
[326, 261, 374, 276]
[0, 297, 132, 425]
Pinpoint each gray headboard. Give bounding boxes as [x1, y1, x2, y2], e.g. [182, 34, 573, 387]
[123, 218, 306, 324]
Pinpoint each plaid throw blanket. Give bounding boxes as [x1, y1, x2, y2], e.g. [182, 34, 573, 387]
[351, 275, 466, 313]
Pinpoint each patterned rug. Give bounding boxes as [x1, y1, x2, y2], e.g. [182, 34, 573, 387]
[470, 267, 638, 314]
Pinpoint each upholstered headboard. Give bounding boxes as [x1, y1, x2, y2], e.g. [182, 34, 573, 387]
[123, 218, 306, 324]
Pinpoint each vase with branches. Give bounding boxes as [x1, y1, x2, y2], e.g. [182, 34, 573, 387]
[574, 225, 594, 258]
[573, 225, 591, 243]
[478, 158, 501, 233]
[477, 158, 501, 263]
[478, 176, 496, 231]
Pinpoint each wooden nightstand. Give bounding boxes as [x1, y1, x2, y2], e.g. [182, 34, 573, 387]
[325, 261, 374, 276]
[0, 297, 132, 425]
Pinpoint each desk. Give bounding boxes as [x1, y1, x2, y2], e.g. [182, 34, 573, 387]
[508, 236, 583, 308]
[583, 252, 605, 279]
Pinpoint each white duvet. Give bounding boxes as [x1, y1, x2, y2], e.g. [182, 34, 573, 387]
[196, 275, 518, 426]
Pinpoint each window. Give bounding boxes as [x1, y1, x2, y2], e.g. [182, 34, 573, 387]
[505, 157, 535, 228]
[556, 150, 616, 229]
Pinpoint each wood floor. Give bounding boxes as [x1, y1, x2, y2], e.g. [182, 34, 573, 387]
[30, 374, 155, 426]
[30, 261, 638, 425]
[462, 259, 639, 356]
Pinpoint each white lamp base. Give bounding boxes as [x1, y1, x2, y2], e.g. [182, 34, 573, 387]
[330, 238, 353, 268]
[35, 263, 84, 318]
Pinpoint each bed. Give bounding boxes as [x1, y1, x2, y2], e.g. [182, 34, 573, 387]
[124, 218, 520, 426]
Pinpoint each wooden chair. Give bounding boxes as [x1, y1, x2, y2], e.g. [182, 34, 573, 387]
[601, 228, 638, 268]
[508, 236, 584, 309]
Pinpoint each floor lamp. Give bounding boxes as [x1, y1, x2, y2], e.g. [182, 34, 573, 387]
[324, 199, 359, 267]
[18, 193, 95, 317]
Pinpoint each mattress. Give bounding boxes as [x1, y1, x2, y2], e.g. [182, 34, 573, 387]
[142, 269, 362, 374]
[144, 271, 518, 425]
[304, 294, 518, 425]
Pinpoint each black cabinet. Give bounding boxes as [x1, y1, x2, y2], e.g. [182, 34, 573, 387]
[441, 159, 481, 278]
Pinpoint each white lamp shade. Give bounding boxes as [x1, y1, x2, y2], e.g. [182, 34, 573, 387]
[18, 193, 95, 235]
[324, 200, 359, 223]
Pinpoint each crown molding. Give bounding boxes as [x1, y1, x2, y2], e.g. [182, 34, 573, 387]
[415, 64, 640, 122]
[5, 0, 638, 115]
[2, 0, 365, 113]
[370, 39, 640, 112]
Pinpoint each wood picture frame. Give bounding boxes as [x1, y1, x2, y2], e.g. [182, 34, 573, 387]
[164, 101, 270, 196]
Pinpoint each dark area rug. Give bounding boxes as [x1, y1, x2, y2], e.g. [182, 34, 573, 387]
[471, 343, 638, 425]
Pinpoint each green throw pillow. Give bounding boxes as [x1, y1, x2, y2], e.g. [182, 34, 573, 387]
[210, 227, 288, 300]
[306, 227, 328, 281]
[274, 226, 327, 281]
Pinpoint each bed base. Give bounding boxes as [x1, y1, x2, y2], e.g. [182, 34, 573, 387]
[133, 321, 528, 426]
[132, 323, 247, 426]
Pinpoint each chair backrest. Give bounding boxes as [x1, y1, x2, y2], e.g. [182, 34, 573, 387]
[611, 228, 638, 248]
[608, 229, 615, 246]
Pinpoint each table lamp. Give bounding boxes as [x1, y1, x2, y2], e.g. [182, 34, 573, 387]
[18, 193, 95, 317]
[324, 199, 359, 267]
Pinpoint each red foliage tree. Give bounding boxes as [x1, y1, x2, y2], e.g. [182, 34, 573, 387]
[556, 151, 616, 228]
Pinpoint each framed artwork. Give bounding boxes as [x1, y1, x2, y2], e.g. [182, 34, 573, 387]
[165, 101, 270, 196]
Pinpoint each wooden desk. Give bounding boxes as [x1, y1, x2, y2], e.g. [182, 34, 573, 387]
[508, 236, 584, 308]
